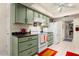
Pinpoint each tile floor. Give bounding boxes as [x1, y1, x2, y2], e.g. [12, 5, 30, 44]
[49, 41, 79, 56]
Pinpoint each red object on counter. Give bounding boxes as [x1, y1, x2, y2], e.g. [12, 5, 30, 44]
[21, 28, 26, 33]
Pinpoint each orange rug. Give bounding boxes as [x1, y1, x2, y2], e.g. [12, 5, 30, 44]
[38, 48, 57, 56]
[66, 51, 79, 56]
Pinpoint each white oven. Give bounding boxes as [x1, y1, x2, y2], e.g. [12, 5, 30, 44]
[38, 33, 48, 53]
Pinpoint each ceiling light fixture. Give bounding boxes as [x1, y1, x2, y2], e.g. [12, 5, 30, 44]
[56, 3, 74, 12]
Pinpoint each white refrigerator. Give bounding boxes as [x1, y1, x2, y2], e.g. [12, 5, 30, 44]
[48, 21, 63, 45]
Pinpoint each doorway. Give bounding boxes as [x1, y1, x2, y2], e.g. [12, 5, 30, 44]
[64, 21, 73, 42]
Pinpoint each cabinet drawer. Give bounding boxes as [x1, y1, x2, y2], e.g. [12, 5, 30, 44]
[19, 47, 37, 56]
[29, 36, 38, 40]
[48, 42, 53, 45]
[48, 33, 53, 36]
[48, 39, 53, 42]
[48, 36, 53, 38]
[48, 43, 52, 47]
[48, 39, 53, 41]
[19, 35, 37, 42]
[19, 37, 29, 42]
[48, 40, 53, 42]
[48, 37, 53, 41]
[19, 40, 37, 52]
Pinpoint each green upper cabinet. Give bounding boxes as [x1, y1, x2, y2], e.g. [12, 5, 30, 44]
[15, 4, 26, 24]
[14, 3, 50, 25]
[34, 11, 39, 20]
[46, 17, 50, 24]
[39, 14, 43, 19]
[43, 15, 47, 20]
[42, 15, 50, 26]
[26, 8, 34, 24]
[43, 15, 47, 22]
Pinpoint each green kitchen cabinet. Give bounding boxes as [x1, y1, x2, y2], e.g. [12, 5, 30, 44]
[46, 17, 50, 25]
[38, 14, 43, 19]
[19, 39, 37, 52]
[43, 16, 50, 26]
[47, 32, 53, 47]
[14, 3, 51, 24]
[34, 11, 39, 20]
[43, 15, 46, 20]
[42, 15, 48, 26]
[12, 35, 38, 56]
[43, 16, 48, 22]
[15, 4, 26, 24]
[18, 37, 28, 43]
[19, 46, 37, 56]
[26, 8, 34, 24]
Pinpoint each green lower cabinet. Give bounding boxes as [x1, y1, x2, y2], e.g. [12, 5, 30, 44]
[19, 41, 30, 52]
[19, 40, 37, 52]
[47, 33, 53, 47]
[19, 47, 37, 56]
[18, 37, 28, 42]
[12, 35, 38, 56]
[48, 40, 53, 46]
[19, 49, 30, 56]
[19, 46, 37, 56]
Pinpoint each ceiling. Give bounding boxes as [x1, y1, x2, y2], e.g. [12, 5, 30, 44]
[22, 3, 79, 18]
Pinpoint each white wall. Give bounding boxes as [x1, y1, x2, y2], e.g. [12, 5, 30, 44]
[73, 17, 79, 47]
[53, 14, 79, 48]
[0, 3, 10, 55]
[62, 15, 79, 46]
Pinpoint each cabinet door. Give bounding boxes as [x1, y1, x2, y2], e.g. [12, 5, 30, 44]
[15, 4, 26, 24]
[48, 33, 53, 46]
[39, 14, 43, 19]
[27, 8, 34, 24]
[18, 37, 29, 43]
[34, 11, 39, 20]
[42, 15, 46, 25]
[46, 17, 49, 25]
[19, 46, 37, 56]
[30, 35, 38, 40]
[19, 40, 36, 52]
[43, 15, 46, 20]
